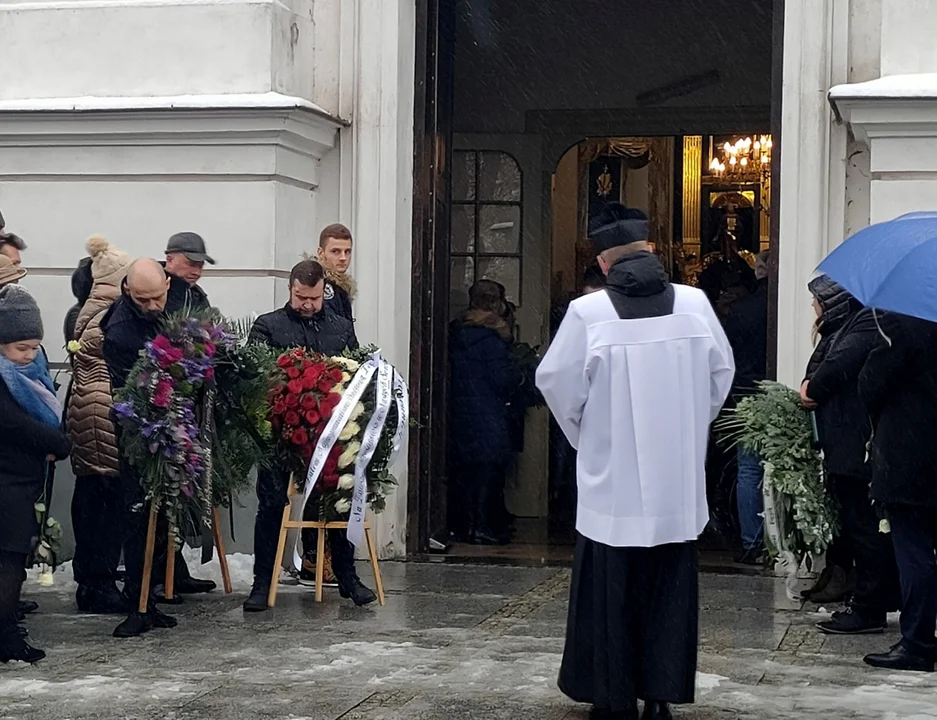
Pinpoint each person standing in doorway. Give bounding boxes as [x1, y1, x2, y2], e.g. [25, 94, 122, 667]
[317, 223, 356, 323]
[722, 251, 769, 565]
[537, 204, 735, 720]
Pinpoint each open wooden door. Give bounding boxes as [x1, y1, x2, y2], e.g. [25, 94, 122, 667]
[408, 0, 456, 554]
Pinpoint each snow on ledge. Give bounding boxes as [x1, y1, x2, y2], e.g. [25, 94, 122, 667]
[830, 73, 937, 101]
[0, 92, 347, 124]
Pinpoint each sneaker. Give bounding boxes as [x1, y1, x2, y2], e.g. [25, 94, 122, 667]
[817, 606, 886, 635]
[299, 550, 338, 588]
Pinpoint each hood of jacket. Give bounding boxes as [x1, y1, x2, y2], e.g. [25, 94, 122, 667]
[326, 269, 357, 300]
[606, 251, 669, 298]
[810, 275, 861, 337]
[454, 309, 512, 346]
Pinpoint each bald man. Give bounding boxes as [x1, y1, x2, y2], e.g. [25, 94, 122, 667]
[103, 258, 186, 638]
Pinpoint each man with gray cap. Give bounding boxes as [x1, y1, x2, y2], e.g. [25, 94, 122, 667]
[0, 210, 27, 267]
[536, 203, 734, 720]
[164, 232, 212, 311]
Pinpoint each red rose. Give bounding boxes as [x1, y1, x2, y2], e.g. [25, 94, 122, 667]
[205, 367, 215, 381]
[320, 400, 334, 420]
[286, 367, 301, 380]
[304, 409, 320, 425]
[291, 428, 309, 446]
[321, 394, 340, 412]
[317, 377, 335, 392]
[287, 379, 304, 396]
[324, 445, 341, 475]
[284, 393, 299, 408]
[204, 341, 216, 357]
[329, 368, 343, 383]
[300, 394, 317, 410]
[291, 349, 304, 360]
[321, 473, 339, 489]
[276, 355, 293, 369]
[302, 374, 318, 391]
[285, 410, 301, 426]
[272, 398, 287, 415]
[301, 359, 313, 371]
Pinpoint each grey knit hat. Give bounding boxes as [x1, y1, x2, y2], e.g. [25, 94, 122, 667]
[0, 285, 43, 343]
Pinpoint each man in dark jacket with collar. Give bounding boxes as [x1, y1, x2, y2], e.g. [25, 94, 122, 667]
[164, 232, 212, 311]
[243, 259, 374, 612]
[102, 259, 183, 638]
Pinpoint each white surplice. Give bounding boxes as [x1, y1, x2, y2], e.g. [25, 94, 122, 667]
[536, 284, 735, 548]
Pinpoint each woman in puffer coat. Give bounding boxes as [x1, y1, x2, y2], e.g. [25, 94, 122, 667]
[66, 236, 134, 614]
[801, 275, 900, 632]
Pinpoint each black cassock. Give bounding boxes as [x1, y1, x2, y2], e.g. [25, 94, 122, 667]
[558, 536, 699, 711]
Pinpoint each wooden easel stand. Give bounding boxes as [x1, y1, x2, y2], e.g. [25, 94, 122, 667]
[137, 505, 234, 613]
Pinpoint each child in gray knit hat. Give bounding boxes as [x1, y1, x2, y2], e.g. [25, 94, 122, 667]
[0, 284, 70, 665]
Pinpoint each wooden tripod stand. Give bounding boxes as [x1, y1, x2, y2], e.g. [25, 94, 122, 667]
[137, 506, 233, 613]
[266, 478, 385, 608]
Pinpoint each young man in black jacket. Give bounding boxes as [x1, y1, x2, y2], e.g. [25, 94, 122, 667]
[243, 260, 375, 611]
[317, 223, 355, 323]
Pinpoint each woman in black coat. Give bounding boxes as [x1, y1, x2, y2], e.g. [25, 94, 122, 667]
[448, 280, 517, 545]
[802, 276, 899, 634]
[0, 286, 71, 664]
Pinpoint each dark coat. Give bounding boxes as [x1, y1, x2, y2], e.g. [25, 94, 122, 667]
[0, 381, 71, 554]
[324, 282, 354, 324]
[723, 278, 768, 398]
[806, 308, 881, 479]
[859, 312, 937, 508]
[248, 304, 358, 355]
[163, 264, 211, 311]
[448, 310, 516, 464]
[101, 274, 190, 390]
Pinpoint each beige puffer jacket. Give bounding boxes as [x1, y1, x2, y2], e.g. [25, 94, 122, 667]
[66, 284, 121, 476]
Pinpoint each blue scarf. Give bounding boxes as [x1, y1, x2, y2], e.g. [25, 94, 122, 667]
[0, 350, 62, 428]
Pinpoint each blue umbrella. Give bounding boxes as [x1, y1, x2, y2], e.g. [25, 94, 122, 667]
[817, 211, 937, 323]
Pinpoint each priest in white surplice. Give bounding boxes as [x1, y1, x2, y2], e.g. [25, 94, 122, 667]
[537, 204, 735, 720]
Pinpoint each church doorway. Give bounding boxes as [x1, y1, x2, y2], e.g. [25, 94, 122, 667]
[409, 0, 782, 562]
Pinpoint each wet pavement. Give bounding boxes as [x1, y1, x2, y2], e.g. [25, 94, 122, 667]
[2, 562, 936, 719]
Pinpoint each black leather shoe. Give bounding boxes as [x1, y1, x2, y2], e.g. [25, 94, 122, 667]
[175, 577, 217, 595]
[18, 600, 39, 616]
[642, 701, 673, 720]
[338, 578, 377, 607]
[864, 643, 935, 672]
[113, 612, 153, 639]
[242, 584, 270, 613]
[77, 585, 130, 615]
[0, 634, 45, 664]
[148, 605, 178, 629]
[151, 584, 185, 605]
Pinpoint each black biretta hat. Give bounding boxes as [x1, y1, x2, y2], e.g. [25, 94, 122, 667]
[588, 203, 649, 253]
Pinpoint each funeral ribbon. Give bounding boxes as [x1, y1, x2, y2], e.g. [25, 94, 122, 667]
[292, 352, 408, 568]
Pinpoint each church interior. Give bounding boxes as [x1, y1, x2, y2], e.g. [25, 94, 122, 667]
[428, 0, 778, 563]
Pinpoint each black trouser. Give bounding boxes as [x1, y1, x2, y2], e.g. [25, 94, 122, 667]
[71, 473, 124, 589]
[454, 461, 506, 535]
[886, 503, 937, 661]
[117, 451, 152, 601]
[252, 469, 357, 587]
[0, 551, 27, 634]
[830, 474, 900, 616]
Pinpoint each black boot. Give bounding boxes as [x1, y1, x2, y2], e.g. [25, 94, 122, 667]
[17, 600, 38, 616]
[113, 612, 152, 638]
[641, 701, 673, 720]
[816, 605, 886, 635]
[0, 625, 45, 664]
[77, 584, 130, 614]
[174, 553, 216, 594]
[243, 582, 270, 613]
[338, 576, 377, 607]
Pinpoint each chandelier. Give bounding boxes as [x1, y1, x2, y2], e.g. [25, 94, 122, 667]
[709, 135, 772, 178]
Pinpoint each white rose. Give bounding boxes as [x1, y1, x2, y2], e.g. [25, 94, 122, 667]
[339, 421, 361, 442]
[334, 498, 352, 514]
[341, 372, 351, 383]
[349, 402, 366, 421]
[38, 569, 55, 587]
[339, 441, 361, 469]
[338, 474, 355, 490]
[335, 357, 360, 372]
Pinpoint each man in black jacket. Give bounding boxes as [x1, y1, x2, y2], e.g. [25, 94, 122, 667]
[243, 260, 375, 611]
[102, 259, 184, 638]
[858, 311, 937, 672]
[317, 223, 355, 323]
[164, 232, 212, 311]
